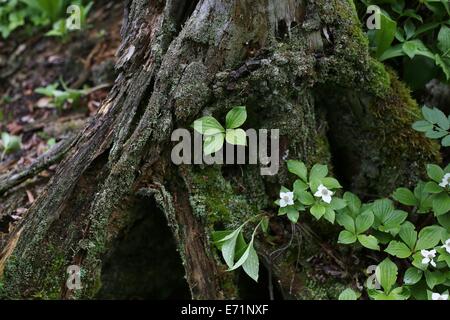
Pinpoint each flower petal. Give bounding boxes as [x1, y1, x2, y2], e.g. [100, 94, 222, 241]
[322, 194, 332, 204]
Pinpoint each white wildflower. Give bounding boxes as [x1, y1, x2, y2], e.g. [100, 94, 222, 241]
[431, 292, 448, 300]
[279, 191, 294, 208]
[441, 239, 450, 254]
[314, 184, 333, 204]
[439, 173, 450, 188]
[421, 249, 437, 267]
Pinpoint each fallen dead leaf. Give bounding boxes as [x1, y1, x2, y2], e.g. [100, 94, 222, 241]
[26, 190, 35, 204]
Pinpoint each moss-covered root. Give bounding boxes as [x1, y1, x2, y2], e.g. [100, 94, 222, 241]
[321, 68, 441, 196]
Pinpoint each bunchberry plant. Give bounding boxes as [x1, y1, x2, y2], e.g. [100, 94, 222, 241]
[413, 106, 450, 147]
[192, 106, 247, 155]
[212, 107, 450, 300]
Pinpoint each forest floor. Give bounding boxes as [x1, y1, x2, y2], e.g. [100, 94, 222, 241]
[0, 1, 123, 248]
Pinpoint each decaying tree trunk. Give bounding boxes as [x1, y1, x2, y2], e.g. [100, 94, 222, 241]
[0, 0, 440, 299]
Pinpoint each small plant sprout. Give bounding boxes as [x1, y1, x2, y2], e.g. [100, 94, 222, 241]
[421, 249, 437, 268]
[192, 106, 247, 155]
[314, 184, 334, 204]
[212, 215, 267, 282]
[0, 132, 21, 159]
[279, 191, 294, 208]
[431, 292, 449, 300]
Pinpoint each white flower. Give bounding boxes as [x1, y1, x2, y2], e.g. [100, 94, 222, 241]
[314, 184, 334, 204]
[442, 239, 450, 254]
[279, 191, 294, 208]
[421, 249, 437, 267]
[432, 292, 449, 300]
[439, 173, 450, 188]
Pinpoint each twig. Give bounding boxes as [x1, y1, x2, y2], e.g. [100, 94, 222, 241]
[0, 135, 76, 195]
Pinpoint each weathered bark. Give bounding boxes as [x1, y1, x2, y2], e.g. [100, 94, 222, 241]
[0, 0, 439, 299]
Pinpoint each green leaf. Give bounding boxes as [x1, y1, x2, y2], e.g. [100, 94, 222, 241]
[338, 288, 359, 300]
[220, 227, 243, 268]
[322, 177, 342, 189]
[393, 188, 418, 206]
[344, 192, 361, 215]
[212, 230, 233, 249]
[425, 130, 448, 139]
[423, 107, 444, 126]
[412, 252, 428, 270]
[437, 213, 450, 229]
[438, 25, 450, 53]
[404, 20, 416, 40]
[358, 235, 380, 251]
[225, 129, 247, 146]
[442, 135, 450, 147]
[225, 106, 247, 129]
[338, 230, 357, 244]
[402, 40, 435, 60]
[229, 229, 257, 272]
[403, 267, 423, 285]
[297, 190, 314, 206]
[203, 133, 225, 155]
[309, 164, 328, 182]
[242, 245, 259, 282]
[403, 41, 419, 58]
[310, 204, 326, 220]
[371, 11, 397, 58]
[424, 181, 444, 194]
[372, 199, 394, 223]
[293, 179, 308, 194]
[376, 258, 398, 293]
[355, 211, 374, 234]
[323, 207, 336, 224]
[380, 43, 405, 61]
[193, 116, 225, 135]
[412, 120, 433, 132]
[287, 160, 308, 181]
[424, 270, 446, 289]
[435, 54, 450, 81]
[385, 241, 412, 258]
[287, 207, 299, 223]
[432, 107, 450, 131]
[1, 132, 21, 154]
[426, 164, 444, 183]
[432, 192, 450, 216]
[260, 217, 269, 234]
[330, 197, 347, 211]
[399, 222, 417, 250]
[336, 213, 355, 233]
[382, 210, 408, 233]
[416, 225, 446, 250]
